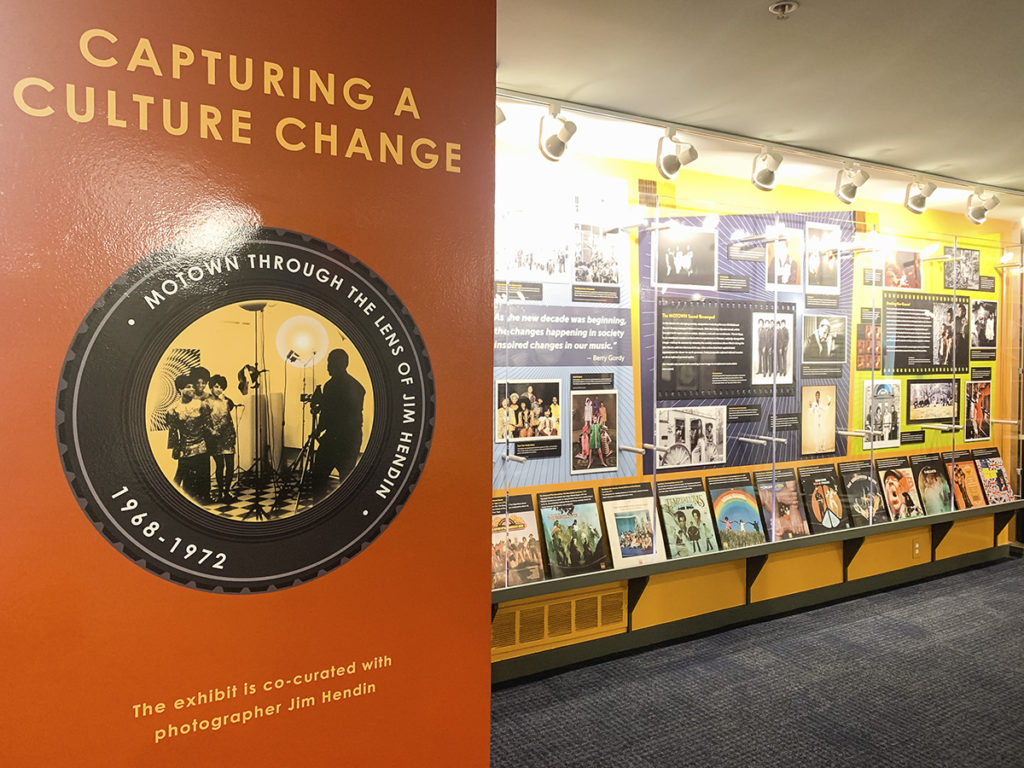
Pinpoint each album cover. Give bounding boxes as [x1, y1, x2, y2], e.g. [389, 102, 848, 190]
[837, 459, 889, 527]
[491, 494, 546, 589]
[797, 463, 852, 532]
[598, 483, 663, 568]
[707, 473, 767, 549]
[875, 456, 925, 521]
[862, 379, 901, 449]
[753, 468, 811, 540]
[656, 477, 720, 558]
[655, 405, 727, 469]
[973, 447, 1016, 505]
[537, 488, 611, 579]
[909, 453, 954, 516]
[964, 380, 992, 442]
[942, 451, 988, 510]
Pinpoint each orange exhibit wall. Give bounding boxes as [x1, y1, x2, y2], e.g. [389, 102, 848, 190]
[0, 2, 494, 765]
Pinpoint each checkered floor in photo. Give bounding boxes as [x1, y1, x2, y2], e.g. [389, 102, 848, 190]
[200, 477, 340, 521]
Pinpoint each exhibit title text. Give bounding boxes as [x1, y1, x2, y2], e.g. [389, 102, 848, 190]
[9, 28, 461, 173]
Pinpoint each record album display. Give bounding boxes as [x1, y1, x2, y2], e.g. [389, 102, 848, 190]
[657, 477, 720, 558]
[797, 464, 851, 532]
[707, 473, 767, 549]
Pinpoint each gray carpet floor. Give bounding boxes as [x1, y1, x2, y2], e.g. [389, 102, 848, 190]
[491, 558, 1024, 767]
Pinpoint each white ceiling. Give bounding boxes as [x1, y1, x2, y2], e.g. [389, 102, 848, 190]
[496, 0, 1024, 225]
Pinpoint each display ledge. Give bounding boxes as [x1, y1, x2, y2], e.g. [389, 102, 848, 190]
[492, 546, 1014, 685]
[491, 498, 1023, 606]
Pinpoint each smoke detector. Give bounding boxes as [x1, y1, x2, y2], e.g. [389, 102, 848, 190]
[768, 1, 799, 20]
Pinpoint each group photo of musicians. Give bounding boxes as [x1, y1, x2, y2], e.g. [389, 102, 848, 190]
[145, 301, 374, 519]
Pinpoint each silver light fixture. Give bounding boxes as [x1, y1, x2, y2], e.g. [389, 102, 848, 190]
[656, 128, 698, 180]
[834, 164, 869, 204]
[751, 149, 782, 191]
[903, 179, 936, 213]
[538, 105, 577, 162]
[966, 189, 999, 224]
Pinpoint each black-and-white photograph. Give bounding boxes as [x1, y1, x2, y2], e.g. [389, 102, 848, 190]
[931, 301, 970, 368]
[751, 311, 794, 385]
[883, 250, 922, 290]
[573, 223, 622, 285]
[971, 299, 998, 349]
[804, 222, 840, 294]
[907, 379, 959, 424]
[655, 406, 727, 469]
[144, 301, 373, 521]
[801, 315, 847, 364]
[765, 229, 803, 291]
[862, 379, 901, 449]
[943, 246, 981, 290]
[654, 226, 717, 289]
[495, 379, 562, 442]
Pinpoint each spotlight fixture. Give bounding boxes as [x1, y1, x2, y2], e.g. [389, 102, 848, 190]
[903, 179, 936, 214]
[538, 105, 577, 162]
[834, 164, 869, 204]
[966, 189, 1000, 224]
[495, 105, 506, 126]
[655, 128, 698, 180]
[751, 149, 782, 191]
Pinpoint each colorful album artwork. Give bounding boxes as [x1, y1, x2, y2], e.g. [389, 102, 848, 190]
[973, 448, 1016, 505]
[910, 453, 954, 516]
[536, 488, 610, 579]
[707, 474, 767, 549]
[875, 456, 925, 521]
[657, 477, 720, 558]
[838, 459, 889, 527]
[943, 452, 988, 510]
[753, 468, 810, 540]
[599, 483, 663, 568]
[797, 464, 851, 533]
[491, 494, 546, 589]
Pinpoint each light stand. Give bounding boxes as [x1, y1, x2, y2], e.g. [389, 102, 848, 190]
[273, 351, 319, 513]
[236, 301, 280, 519]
